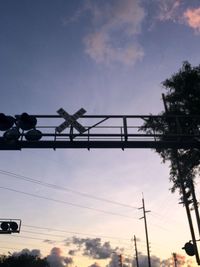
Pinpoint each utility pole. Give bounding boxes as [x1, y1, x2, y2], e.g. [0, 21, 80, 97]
[162, 94, 200, 265]
[139, 197, 151, 267]
[172, 253, 177, 267]
[134, 235, 139, 267]
[190, 180, 200, 237]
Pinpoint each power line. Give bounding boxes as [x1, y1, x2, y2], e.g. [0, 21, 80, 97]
[22, 224, 131, 241]
[20, 230, 132, 248]
[0, 169, 138, 209]
[0, 186, 137, 219]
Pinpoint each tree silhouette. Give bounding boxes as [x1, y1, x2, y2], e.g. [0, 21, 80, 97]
[141, 61, 200, 194]
[0, 253, 49, 267]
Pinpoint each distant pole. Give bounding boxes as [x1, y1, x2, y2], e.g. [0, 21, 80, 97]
[172, 253, 177, 267]
[139, 197, 151, 267]
[134, 235, 139, 267]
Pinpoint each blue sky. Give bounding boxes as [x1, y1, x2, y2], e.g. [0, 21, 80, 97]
[0, 0, 200, 266]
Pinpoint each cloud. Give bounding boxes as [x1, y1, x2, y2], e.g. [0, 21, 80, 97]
[46, 247, 73, 267]
[161, 253, 186, 267]
[82, 0, 145, 65]
[67, 236, 118, 259]
[156, 0, 182, 22]
[107, 253, 121, 267]
[107, 253, 130, 267]
[137, 254, 160, 267]
[176, 253, 186, 265]
[184, 7, 200, 33]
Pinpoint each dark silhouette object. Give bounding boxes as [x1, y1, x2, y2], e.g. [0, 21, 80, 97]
[9, 221, 18, 231]
[0, 114, 15, 131]
[134, 235, 139, 267]
[0, 112, 40, 142]
[17, 113, 37, 130]
[0, 222, 9, 231]
[139, 198, 151, 267]
[141, 61, 200, 194]
[3, 127, 20, 141]
[141, 61, 200, 264]
[182, 242, 195, 256]
[118, 254, 123, 267]
[0, 220, 21, 234]
[25, 129, 42, 141]
[0, 254, 49, 267]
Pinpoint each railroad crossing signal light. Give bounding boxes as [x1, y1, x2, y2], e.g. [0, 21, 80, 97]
[3, 127, 20, 141]
[0, 219, 21, 234]
[182, 241, 195, 256]
[25, 129, 42, 141]
[17, 113, 37, 130]
[0, 113, 15, 131]
[0, 113, 42, 142]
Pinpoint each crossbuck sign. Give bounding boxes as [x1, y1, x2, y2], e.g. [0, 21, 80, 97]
[56, 108, 86, 134]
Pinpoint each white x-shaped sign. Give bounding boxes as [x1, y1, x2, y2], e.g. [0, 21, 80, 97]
[56, 108, 86, 134]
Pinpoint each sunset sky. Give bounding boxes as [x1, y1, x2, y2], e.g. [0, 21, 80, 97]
[0, 0, 200, 266]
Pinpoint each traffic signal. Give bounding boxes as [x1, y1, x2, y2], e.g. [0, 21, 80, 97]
[0, 219, 21, 234]
[182, 241, 195, 256]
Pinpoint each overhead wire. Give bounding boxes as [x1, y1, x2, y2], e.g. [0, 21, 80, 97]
[19, 230, 132, 248]
[0, 186, 137, 220]
[22, 224, 131, 241]
[0, 169, 138, 209]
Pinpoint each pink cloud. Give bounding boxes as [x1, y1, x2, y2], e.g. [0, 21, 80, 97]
[84, 31, 144, 65]
[83, 0, 145, 66]
[157, 0, 182, 22]
[184, 7, 200, 33]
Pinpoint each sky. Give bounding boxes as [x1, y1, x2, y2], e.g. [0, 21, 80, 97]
[0, 0, 200, 266]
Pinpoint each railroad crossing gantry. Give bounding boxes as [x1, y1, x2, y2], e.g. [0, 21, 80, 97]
[0, 109, 200, 150]
[1, 109, 200, 262]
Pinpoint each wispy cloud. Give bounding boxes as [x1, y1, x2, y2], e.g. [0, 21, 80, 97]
[156, 0, 182, 22]
[84, 0, 145, 66]
[184, 7, 200, 33]
[66, 0, 145, 66]
[84, 32, 144, 66]
[154, 1, 200, 34]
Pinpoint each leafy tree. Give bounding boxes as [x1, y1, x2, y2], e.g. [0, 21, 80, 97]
[141, 61, 200, 194]
[0, 253, 49, 267]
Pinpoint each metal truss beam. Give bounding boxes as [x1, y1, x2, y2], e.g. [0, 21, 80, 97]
[0, 113, 200, 150]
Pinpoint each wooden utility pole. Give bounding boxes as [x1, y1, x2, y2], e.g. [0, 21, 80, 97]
[139, 197, 151, 267]
[134, 235, 139, 267]
[162, 94, 200, 265]
[172, 253, 178, 267]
